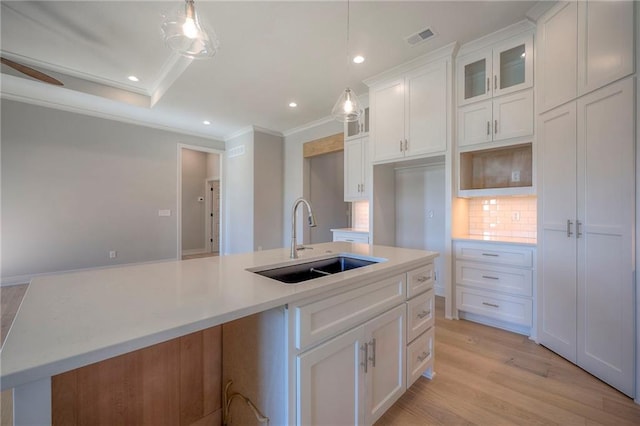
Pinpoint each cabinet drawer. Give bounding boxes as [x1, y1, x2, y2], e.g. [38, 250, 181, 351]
[407, 289, 434, 343]
[455, 243, 533, 267]
[406, 326, 434, 388]
[294, 274, 405, 350]
[456, 261, 532, 297]
[406, 264, 434, 298]
[332, 232, 369, 243]
[456, 287, 532, 327]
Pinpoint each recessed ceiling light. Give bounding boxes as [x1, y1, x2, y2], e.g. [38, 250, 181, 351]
[127, 75, 139, 82]
[203, 120, 211, 125]
[353, 55, 365, 64]
[289, 102, 298, 108]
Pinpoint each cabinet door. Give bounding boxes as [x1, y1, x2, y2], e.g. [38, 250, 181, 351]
[405, 60, 448, 157]
[538, 103, 578, 363]
[297, 326, 366, 426]
[492, 32, 533, 98]
[577, 0, 634, 96]
[371, 79, 405, 163]
[537, 1, 578, 113]
[346, 107, 370, 140]
[456, 48, 493, 106]
[576, 78, 635, 397]
[492, 89, 533, 142]
[457, 100, 492, 147]
[344, 138, 364, 201]
[363, 305, 405, 425]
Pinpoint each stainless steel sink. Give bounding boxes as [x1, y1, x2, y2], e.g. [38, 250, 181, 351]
[251, 255, 381, 284]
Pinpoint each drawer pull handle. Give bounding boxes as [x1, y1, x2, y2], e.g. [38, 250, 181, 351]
[417, 351, 431, 362]
[417, 310, 431, 319]
[416, 276, 430, 283]
[482, 302, 500, 308]
[482, 275, 499, 280]
[360, 343, 368, 373]
[482, 253, 499, 257]
[345, 239, 354, 242]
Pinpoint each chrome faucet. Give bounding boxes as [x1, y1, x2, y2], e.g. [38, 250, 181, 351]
[290, 197, 317, 259]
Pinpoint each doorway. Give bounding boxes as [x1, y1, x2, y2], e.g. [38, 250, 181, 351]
[178, 145, 223, 260]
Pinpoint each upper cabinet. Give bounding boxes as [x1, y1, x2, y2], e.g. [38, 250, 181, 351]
[457, 32, 533, 106]
[344, 136, 370, 201]
[345, 107, 369, 140]
[537, 0, 634, 113]
[368, 56, 450, 164]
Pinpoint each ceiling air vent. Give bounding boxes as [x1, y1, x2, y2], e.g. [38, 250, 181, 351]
[405, 27, 436, 46]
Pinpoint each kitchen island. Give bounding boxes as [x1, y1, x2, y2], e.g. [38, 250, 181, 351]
[1, 242, 438, 425]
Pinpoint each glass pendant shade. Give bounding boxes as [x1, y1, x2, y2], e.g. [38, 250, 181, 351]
[162, 0, 219, 59]
[331, 88, 362, 122]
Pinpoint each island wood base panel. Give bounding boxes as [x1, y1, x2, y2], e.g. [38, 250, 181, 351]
[51, 326, 222, 426]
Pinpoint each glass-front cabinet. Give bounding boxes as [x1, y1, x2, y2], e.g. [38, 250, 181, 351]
[457, 32, 533, 106]
[345, 107, 369, 140]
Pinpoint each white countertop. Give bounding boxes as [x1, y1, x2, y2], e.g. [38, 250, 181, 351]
[0, 242, 436, 390]
[330, 228, 370, 234]
[453, 235, 537, 246]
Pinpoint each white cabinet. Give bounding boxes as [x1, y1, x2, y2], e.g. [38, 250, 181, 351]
[537, 0, 634, 113]
[344, 137, 370, 201]
[345, 107, 370, 140]
[370, 59, 448, 163]
[454, 241, 535, 335]
[457, 89, 533, 148]
[457, 32, 533, 106]
[538, 78, 635, 397]
[297, 305, 405, 426]
[289, 261, 437, 425]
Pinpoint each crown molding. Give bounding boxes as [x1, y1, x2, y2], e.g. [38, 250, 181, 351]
[526, 1, 558, 22]
[224, 125, 254, 141]
[457, 19, 535, 57]
[364, 42, 458, 87]
[282, 115, 335, 137]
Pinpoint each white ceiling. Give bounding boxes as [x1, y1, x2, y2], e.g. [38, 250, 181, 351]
[0, 1, 539, 140]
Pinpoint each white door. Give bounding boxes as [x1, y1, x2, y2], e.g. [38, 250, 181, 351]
[344, 139, 364, 201]
[371, 78, 405, 163]
[457, 100, 493, 147]
[538, 103, 578, 362]
[364, 305, 406, 425]
[576, 78, 635, 397]
[492, 32, 533, 98]
[492, 90, 533, 142]
[536, 1, 578, 113]
[297, 326, 366, 425]
[577, 0, 634, 96]
[456, 48, 493, 106]
[405, 61, 447, 157]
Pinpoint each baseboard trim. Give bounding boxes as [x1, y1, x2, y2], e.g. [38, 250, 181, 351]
[181, 248, 209, 256]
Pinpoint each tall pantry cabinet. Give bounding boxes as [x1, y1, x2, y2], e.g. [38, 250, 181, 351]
[536, 0, 636, 397]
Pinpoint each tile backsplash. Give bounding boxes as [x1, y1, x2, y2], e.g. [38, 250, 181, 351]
[352, 201, 370, 230]
[468, 196, 537, 239]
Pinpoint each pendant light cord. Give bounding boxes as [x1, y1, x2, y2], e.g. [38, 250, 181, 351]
[346, 0, 351, 68]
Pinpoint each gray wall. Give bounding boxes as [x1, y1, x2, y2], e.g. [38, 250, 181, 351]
[224, 131, 254, 254]
[1, 100, 224, 283]
[309, 151, 348, 243]
[283, 120, 343, 247]
[181, 149, 207, 252]
[254, 131, 284, 251]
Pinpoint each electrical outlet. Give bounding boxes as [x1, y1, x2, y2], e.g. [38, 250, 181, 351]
[511, 170, 521, 182]
[512, 211, 521, 221]
[109, 250, 117, 259]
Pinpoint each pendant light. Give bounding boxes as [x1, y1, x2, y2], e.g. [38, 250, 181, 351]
[162, 0, 219, 59]
[331, 0, 362, 123]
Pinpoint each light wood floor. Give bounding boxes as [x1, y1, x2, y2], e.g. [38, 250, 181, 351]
[182, 252, 219, 260]
[376, 296, 640, 425]
[2, 286, 639, 425]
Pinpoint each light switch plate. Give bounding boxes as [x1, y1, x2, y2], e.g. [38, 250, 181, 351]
[158, 209, 171, 217]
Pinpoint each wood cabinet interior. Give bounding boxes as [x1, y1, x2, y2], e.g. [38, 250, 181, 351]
[459, 143, 532, 191]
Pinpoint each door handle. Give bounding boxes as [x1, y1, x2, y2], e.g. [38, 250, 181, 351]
[368, 338, 376, 368]
[360, 343, 368, 373]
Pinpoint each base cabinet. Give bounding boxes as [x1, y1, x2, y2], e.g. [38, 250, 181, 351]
[289, 262, 436, 425]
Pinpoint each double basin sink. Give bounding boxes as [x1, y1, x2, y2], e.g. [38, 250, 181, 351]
[251, 255, 382, 284]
